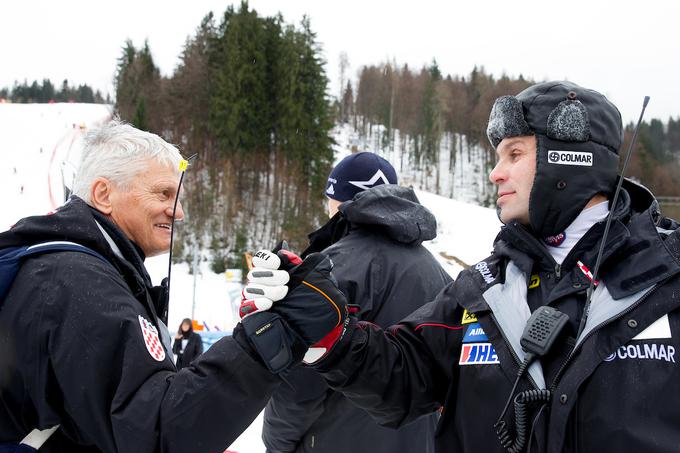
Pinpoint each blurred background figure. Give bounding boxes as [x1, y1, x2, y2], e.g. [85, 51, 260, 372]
[173, 318, 203, 370]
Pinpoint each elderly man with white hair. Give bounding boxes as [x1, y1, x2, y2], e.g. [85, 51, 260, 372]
[0, 121, 345, 452]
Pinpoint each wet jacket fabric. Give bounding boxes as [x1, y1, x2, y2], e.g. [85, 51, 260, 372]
[172, 331, 203, 370]
[315, 180, 680, 453]
[263, 185, 452, 453]
[0, 197, 279, 452]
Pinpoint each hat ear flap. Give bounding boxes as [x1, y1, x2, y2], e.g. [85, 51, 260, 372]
[486, 95, 532, 147]
[547, 99, 591, 142]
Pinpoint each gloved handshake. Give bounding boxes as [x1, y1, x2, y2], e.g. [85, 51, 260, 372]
[236, 246, 349, 374]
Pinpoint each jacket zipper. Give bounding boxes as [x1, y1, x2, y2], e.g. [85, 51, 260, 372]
[549, 284, 658, 390]
[489, 312, 540, 390]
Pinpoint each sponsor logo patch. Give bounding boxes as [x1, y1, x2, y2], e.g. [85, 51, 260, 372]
[461, 309, 478, 325]
[139, 315, 166, 362]
[603, 343, 675, 363]
[543, 232, 566, 247]
[463, 323, 488, 343]
[547, 150, 593, 166]
[459, 342, 500, 365]
[475, 261, 495, 284]
[529, 275, 540, 289]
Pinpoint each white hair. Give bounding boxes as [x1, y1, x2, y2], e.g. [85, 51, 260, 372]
[72, 120, 183, 204]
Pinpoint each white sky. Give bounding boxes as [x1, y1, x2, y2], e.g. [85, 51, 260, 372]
[2, 0, 679, 123]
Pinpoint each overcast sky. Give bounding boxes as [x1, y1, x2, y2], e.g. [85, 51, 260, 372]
[2, 0, 678, 123]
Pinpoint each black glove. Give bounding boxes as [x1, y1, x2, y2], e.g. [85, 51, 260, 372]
[238, 250, 348, 373]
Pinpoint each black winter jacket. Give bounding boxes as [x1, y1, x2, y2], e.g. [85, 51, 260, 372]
[315, 180, 680, 453]
[172, 331, 203, 370]
[263, 185, 452, 453]
[0, 197, 278, 452]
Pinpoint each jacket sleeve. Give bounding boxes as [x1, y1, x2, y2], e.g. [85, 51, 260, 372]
[195, 333, 204, 355]
[261, 244, 379, 451]
[314, 281, 464, 428]
[262, 366, 329, 452]
[172, 338, 181, 355]
[19, 253, 280, 452]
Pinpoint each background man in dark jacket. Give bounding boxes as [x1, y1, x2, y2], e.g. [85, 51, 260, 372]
[263, 153, 451, 453]
[0, 121, 345, 452]
[246, 82, 680, 452]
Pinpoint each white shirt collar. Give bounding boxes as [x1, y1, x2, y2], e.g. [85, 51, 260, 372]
[545, 201, 609, 265]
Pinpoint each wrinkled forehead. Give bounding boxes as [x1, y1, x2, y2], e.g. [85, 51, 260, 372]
[128, 158, 181, 186]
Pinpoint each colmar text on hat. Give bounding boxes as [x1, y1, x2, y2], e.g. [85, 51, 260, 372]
[486, 81, 623, 237]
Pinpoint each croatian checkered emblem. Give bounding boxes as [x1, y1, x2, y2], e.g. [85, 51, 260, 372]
[138, 315, 166, 362]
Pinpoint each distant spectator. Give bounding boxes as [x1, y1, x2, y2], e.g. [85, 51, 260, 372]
[173, 318, 203, 369]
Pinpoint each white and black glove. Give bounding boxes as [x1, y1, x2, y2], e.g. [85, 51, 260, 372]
[236, 246, 349, 373]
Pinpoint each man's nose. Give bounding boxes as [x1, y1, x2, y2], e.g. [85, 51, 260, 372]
[166, 200, 185, 221]
[489, 161, 505, 185]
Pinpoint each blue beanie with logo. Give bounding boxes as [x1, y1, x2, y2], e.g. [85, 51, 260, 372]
[325, 152, 398, 202]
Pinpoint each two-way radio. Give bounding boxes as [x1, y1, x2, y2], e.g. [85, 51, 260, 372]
[495, 306, 570, 453]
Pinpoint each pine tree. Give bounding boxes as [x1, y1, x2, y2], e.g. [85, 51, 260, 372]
[421, 60, 442, 171]
[42, 79, 55, 102]
[132, 97, 148, 131]
[341, 81, 354, 124]
[115, 39, 161, 131]
[667, 117, 680, 158]
[209, 2, 272, 155]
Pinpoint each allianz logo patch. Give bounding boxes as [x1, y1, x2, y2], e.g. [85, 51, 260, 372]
[547, 150, 593, 167]
[459, 342, 500, 365]
[604, 314, 675, 363]
[463, 323, 488, 343]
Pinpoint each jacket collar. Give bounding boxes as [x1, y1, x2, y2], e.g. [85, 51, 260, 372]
[495, 185, 680, 300]
[302, 212, 350, 258]
[0, 196, 165, 316]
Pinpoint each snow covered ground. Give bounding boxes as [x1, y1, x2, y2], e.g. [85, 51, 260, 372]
[0, 103, 113, 231]
[0, 103, 501, 452]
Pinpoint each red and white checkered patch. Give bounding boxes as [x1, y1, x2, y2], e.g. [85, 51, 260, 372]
[138, 315, 166, 362]
[577, 260, 600, 286]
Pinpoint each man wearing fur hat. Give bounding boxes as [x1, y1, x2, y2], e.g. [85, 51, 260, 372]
[244, 81, 680, 452]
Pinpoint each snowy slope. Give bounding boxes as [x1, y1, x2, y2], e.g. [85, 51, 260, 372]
[0, 103, 501, 452]
[0, 103, 113, 231]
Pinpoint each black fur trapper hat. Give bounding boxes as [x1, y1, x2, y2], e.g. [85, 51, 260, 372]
[486, 81, 623, 237]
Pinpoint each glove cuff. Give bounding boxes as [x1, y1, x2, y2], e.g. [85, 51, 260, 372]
[307, 317, 358, 368]
[303, 322, 345, 364]
[240, 313, 307, 373]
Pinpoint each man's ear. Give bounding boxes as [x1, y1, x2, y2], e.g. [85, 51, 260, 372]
[90, 178, 114, 215]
